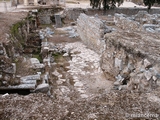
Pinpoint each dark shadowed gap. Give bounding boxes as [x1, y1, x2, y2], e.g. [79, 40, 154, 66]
[0, 89, 31, 95]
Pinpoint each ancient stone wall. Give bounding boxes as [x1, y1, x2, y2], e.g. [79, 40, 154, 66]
[101, 31, 160, 92]
[0, 43, 17, 86]
[0, 11, 41, 88]
[77, 13, 160, 92]
[77, 13, 106, 54]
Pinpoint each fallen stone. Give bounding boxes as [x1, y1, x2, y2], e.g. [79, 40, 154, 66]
[35, 83, 49, 93]
[20, 74, 40, 81]
[114, 81, 121, 86]
[115, 74, 124, 82]
[152, 76, 157, 81]
[118, 85, 127, 90]
[146, 28, 155, 33]
[59, 86, 70, 95]
[74, 81, 83, 87]
[33, 63, 45, 69]
[144, 59, 151, 68]
[63, 53, 69, 56]
[144, 70, 152, 81]
[2, 93, 9, 97]
[143, 24, 159, 29]
[30, 58, 40, 64]
[80, 94, 88, 98]
[115, 58, 122, 70]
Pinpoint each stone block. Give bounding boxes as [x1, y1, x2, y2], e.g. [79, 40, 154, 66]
[35, 83, 49, 93]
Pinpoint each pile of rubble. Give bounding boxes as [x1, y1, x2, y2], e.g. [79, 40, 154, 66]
[115, 11, 160, 33]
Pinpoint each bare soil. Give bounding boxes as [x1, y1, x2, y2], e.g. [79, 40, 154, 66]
[0, 12, 28, 43]
[0, 88, 160, 120]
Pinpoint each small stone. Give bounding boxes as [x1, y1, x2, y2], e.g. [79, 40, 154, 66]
[2, 93, 9, 97]
[115, 74, 124, 82]
[118, 85, 127, 90]
[115, 58, 122, 70]
[114, 81, 121, 86]
[152, 76, 157, 81]
[35, 83, 49, 93]
[0, 74, 2, 79]
[80, 94, 88, 98]
[144, 70, 152, 81]
[63, 53, 69, 56]
[144, 59, 151, 68]
[74, 82, 83, 87]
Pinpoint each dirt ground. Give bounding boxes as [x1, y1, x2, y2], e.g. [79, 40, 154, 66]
[0, 12, 28, 43]
[1, 88, 160, 120]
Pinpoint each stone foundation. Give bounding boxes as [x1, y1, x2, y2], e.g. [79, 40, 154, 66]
[77, 13, 106, 54]
[77, 13, 160, 92]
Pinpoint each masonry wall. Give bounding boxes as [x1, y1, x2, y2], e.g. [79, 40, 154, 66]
[77, 13, 106, 54]
[77, 13, 160, 92]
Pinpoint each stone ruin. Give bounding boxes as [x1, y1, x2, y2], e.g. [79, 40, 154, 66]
[1, 7, 160, 96]
[77, 11, 160, 92]
[0, 10, 46, 94]
[0, 7, 70, 95]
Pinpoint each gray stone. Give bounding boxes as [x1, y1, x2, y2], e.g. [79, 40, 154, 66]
[35, 83, 49, 93]
[55, 14, 62, 28]
[8, 84, 36, 89]
[128, 62, 135, 71]
[114, 81, 121, 86]
[20, 74, 40, 81]
[104, 27, 112, 34]
[157, 80, 160, 86]
[33, 64, 44, 69]
[115, 58, 122, 70]
[137, 11, 148, 16]
[144, 70, 152, 81]
[152, 76, 157, 81]
[2, 93, 9, 97]
[155, 28, 160, 33]
[39, 15, 51, 24]
[12, 63, 16, 74]
[115, 74, 124, 82]
[30, 58, 40, 64]
[143, 24, 159, 29]
[143, 59, 151, 68]
[21, 80, 36, 84]
[74, 81, 83, 87]
[118, 85, 127, 90]
[43, 73, 49, 83]
[46, 27, 54, 35]
[30, 58, 44, 69]
[146, 28, 155, 33]
[0, 50, 4, 55]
